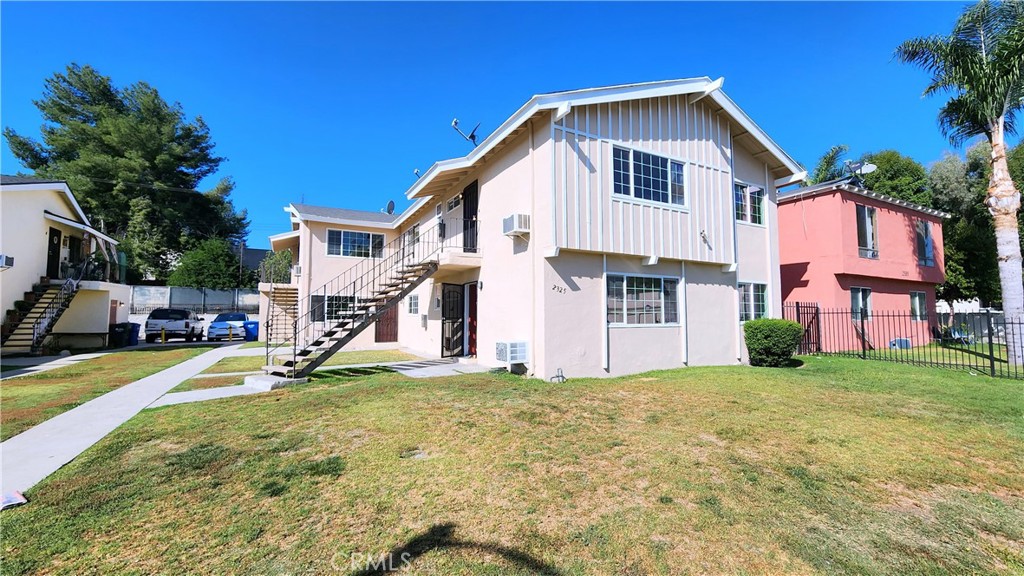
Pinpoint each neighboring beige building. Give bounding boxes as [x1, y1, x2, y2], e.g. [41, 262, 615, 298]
[260, 78, 805, 379]
[1, 176, 129, 354]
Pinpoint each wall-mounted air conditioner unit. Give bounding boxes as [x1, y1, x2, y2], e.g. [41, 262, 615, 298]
[502, 214, 531, 238]
[291, 265, 302, 277]
[0, 254, 13, 270]
[496, 340, 529, 364]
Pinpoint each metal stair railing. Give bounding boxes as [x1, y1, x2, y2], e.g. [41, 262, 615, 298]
[30, 261, 87, 352]
[265, 217, 476, 375]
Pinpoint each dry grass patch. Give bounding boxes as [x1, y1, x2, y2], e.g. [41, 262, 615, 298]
[2, 357, 1022, 574]
[169, 375, 247, 393]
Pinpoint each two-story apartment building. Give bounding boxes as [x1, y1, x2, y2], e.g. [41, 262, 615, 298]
[778, 176, 949, 349]
[259, 78, 805, 379]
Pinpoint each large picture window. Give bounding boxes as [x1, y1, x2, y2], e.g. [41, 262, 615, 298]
[606, 275, 679, 325]
[310, 295, 355, 322]
[328, 229, 385, 258]
[612, 146, 686, 207]
[738, 282, 767, 322]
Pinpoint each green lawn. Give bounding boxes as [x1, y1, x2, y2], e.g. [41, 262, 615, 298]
[0, 346, 212, 441]
[200, 348, 419, 374]
[2, 357, 1022, 575]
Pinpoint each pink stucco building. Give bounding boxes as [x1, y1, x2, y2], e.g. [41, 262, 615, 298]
[778, 178, 950, 350]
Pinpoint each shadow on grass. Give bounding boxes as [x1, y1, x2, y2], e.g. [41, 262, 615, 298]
[308, 366, 396, 380]
[781, 358, 805, 368]
[349, 523, 562, 576]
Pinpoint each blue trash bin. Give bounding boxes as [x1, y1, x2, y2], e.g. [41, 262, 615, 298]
[128, 323, 141, 346]
[243, 321, 260, 342]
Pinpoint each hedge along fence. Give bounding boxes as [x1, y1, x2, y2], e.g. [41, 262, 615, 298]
[743, 318, 804, 367]
[129, 286, 259, 314]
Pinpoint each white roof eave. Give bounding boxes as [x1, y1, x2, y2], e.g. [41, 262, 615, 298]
[402, 77, 803, 203]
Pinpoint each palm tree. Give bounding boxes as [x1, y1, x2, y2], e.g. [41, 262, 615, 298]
[897, 0, 1024, 365]
[807, 145, 850, 184]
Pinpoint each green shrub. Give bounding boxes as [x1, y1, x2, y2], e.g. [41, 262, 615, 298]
[743, 318, 804, 367]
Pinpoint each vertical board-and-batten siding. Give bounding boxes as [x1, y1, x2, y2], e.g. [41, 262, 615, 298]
[551, 96, 734, 264]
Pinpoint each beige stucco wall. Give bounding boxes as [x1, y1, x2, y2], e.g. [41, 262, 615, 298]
[684, 262, 742, 366]
[0, 187, 87, 316]
[733, 139, 783, 318]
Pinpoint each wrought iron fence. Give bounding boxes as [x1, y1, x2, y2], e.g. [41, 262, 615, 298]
[783, 302, 1024, 380]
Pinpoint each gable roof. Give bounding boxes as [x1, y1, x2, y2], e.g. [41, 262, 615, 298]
[402, 77, 806, 203]
[0, 174, 91, 225]
[778, 176, 951, 219]
[288, 203, 398, 228]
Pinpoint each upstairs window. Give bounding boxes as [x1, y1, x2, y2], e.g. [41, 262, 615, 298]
[612, 146, 686, 207]
[606, 275, 680, 325]
[915, 220, 934, 266]
[738, 282, 767, 322]
[734, 183, 765, 225]
[328, 230, 385, 258]
[856, 205, 878, 259]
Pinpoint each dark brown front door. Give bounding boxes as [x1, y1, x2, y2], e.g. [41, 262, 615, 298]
[467, 283, 477, 356]
[46, 227, 62, 279]
[375, 305, 398, 342]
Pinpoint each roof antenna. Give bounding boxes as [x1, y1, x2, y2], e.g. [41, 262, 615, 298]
[413, 168, 420, 179]
[452, 118, 480, 147]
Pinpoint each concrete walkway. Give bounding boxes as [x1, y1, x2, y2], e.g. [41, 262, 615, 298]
[0, 344, 246, 494]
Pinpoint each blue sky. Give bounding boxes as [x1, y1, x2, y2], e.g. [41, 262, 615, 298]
[1, 2, 995, 248]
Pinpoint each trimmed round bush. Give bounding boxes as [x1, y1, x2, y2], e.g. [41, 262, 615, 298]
[743, 318, 804, 367]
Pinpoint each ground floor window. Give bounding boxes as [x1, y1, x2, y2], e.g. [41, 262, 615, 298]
[851, 287, 872, 320]
[310, 295, 355, 322]
[407, 294, 419, 314]
[910, 291, 927, 321]
[738, 283, 767, 322]
[607, 275, 679, 325]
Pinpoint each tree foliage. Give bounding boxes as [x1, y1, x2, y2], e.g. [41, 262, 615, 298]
[859, 150, 931, 206]
[167, 239, 252, 290]
[806, 145, 849, 184]
[258, 249, 293, 284]
[3, 63, 249, 281]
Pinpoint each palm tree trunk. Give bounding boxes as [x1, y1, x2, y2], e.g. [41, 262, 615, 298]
[988, 121, 1024, 366]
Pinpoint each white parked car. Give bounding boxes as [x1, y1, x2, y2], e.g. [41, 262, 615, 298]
[206, 312, 249, 341]
[144, 308, 206, 343]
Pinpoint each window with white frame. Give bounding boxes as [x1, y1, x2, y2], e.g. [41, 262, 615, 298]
[851, 287, 872, 320]
[606, 274, 679, 325]
[310, 295, 355, 322]
[915, 220, 934, 266]
[407, 294, 419, 315]
[612, 146, 686, 207]
[910, 291, 927, 321]
[734, 183, 765, 225]
[738, 283, 767, 322]
[446, 195, 461, 212]
[856, 205, 878, 259]
[327, 230, 385, 258]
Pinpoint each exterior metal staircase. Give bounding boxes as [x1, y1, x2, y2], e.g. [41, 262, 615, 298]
[264, 219, 451, 379]
[1, 271, 83, 355]
[265, 285, 298, 345]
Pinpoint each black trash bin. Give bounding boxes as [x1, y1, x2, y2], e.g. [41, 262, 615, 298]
[108, 323, 128, 348]
[128, 323, 141, 346]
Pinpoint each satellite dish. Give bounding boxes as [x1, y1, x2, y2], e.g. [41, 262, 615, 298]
[452, 118, 481, 147]
[859, 163, 878, 175]
[385, 200, 396, 215]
